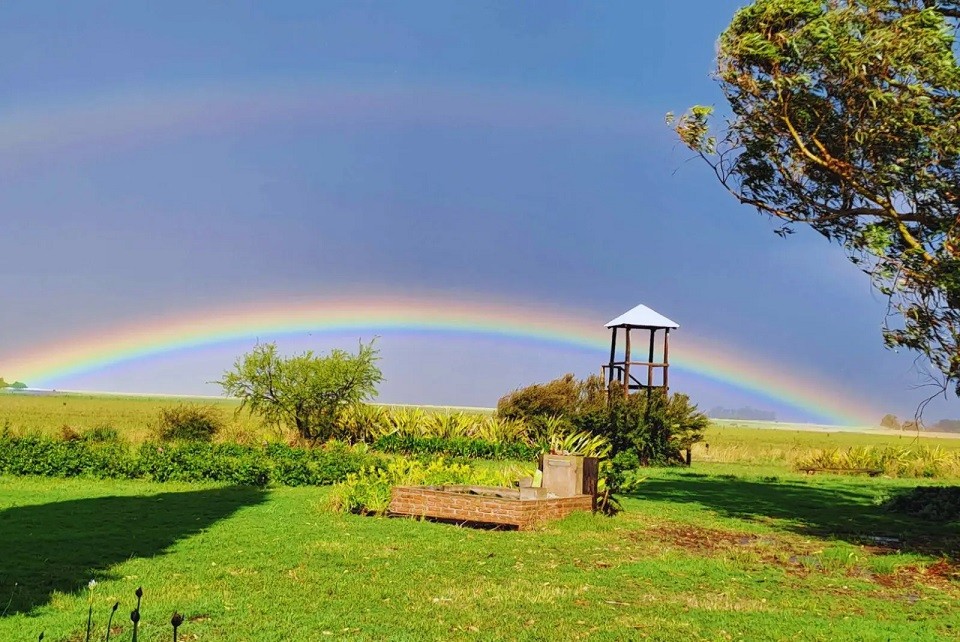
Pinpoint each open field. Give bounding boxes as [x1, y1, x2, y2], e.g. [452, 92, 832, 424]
[2, 391, 958, 444]
[0, 392, 493, 443]
[1, 469, 957, 642]
[1, 392, 957, 639]
[695, 421, 960, 470]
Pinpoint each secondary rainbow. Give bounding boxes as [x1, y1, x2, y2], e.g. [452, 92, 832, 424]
[0, 295, 879, 426]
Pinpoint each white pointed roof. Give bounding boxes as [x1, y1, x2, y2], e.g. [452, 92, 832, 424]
[605, 304, 679, 329]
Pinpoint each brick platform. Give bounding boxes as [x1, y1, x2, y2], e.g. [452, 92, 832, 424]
[389, 485, 594, 530]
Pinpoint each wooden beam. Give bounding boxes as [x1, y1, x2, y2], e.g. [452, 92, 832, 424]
[623, 327, 631, 398]
[647, 329, 656, 389]
[607, 327, 617, 387]
[663, 328, 670, 391]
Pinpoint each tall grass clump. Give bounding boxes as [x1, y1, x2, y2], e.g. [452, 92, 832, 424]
[155, 405, 224, 442]
[795, 445, 960, 478]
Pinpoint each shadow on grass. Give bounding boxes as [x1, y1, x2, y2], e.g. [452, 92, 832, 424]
[0, 486, 266, 616]
[631, 472, 959, 556]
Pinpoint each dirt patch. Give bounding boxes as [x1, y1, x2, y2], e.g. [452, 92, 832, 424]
[638, 524, 807, 559]
[638, 523, 960, 594]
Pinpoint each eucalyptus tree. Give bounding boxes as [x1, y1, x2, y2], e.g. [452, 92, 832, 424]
[671, 0, 960, 401]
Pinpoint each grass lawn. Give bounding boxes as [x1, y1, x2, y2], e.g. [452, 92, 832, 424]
[1, 469, 957, 641]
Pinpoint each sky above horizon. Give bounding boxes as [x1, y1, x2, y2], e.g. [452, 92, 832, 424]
[1, 1, 957, 424]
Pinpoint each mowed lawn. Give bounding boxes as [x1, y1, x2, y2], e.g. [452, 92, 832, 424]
[1, 469, 958, 641]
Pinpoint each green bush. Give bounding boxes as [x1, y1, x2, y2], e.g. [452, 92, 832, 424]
[371, 434, 542, 461]
[267, 441, 378, 485]
[0, 434, 378, 488]
[574, 390, 708, 465]
[0, 436, 139, 479]
[155, 404, 224, 442]
[496, 373, 605, 427]
[884, 486, 960, 522]
[137, 443, 271, 486]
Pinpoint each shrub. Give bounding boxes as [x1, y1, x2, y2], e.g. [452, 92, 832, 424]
[267, 441, 378, 486]
[59, 424, 83, 441]
[137, 442, 271, 486]
[0, 436, 140, 479]
[574, 390, 707, 466]
[884, 486, 960, 522]
[83, 424, 121, 443]
[371, 434, 542, 461]
[155, 405, 224, 442]
[0, 434, 378, 488]
[496, 374, 605, 425]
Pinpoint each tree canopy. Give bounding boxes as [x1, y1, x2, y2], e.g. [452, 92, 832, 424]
[671, 0, 960, 398]
[218, 341, 383, 442]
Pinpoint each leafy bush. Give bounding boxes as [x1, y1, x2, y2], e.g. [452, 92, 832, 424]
[0, 434, 378, 488]
[155, 404, 225, 442]
[884, 486, 960, 522]
[267, 441, 378, 486]
[371, 434, 542, 461]
[574, 390, 708, 465]
[0, 436, 139, 479]
[496, 373, 605, 427]
[137, 443, 271, 485]
[329, 457, 521, 515]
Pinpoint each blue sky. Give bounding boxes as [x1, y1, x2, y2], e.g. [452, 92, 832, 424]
[0, 1, 956, 423]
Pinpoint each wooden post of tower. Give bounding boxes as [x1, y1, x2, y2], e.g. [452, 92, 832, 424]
[607, 326, 617, 388]
[663, 328, 670, 391]
[623, 327, 632, 398]
[647, 328, 656, 390]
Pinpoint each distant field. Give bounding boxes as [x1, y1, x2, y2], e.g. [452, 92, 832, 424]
[698, 420, 960, 469]
[0, 392, 494, 443]
[1, 392, 957, 463]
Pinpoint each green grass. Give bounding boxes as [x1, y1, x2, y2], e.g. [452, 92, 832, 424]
[2, 393, 958, 639]
[1, 469, 957, 641]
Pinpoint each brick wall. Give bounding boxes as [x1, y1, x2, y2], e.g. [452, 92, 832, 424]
[389, 486, 593, 530]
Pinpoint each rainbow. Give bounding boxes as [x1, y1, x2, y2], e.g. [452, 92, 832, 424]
[0, 294, 879, 425]
[0, 79, 656, 168]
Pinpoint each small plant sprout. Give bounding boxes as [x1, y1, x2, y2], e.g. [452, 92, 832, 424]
[130, 586, 144, 642]
[171, 612, 184, 642]
[85, 579, 97, 642]
[105, 601, 120, 642]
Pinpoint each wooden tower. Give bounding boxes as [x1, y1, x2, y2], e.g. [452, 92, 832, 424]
[601, 304, 678, 397]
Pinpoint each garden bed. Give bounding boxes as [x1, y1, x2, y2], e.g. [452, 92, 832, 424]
[388, 484, 594, 530]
